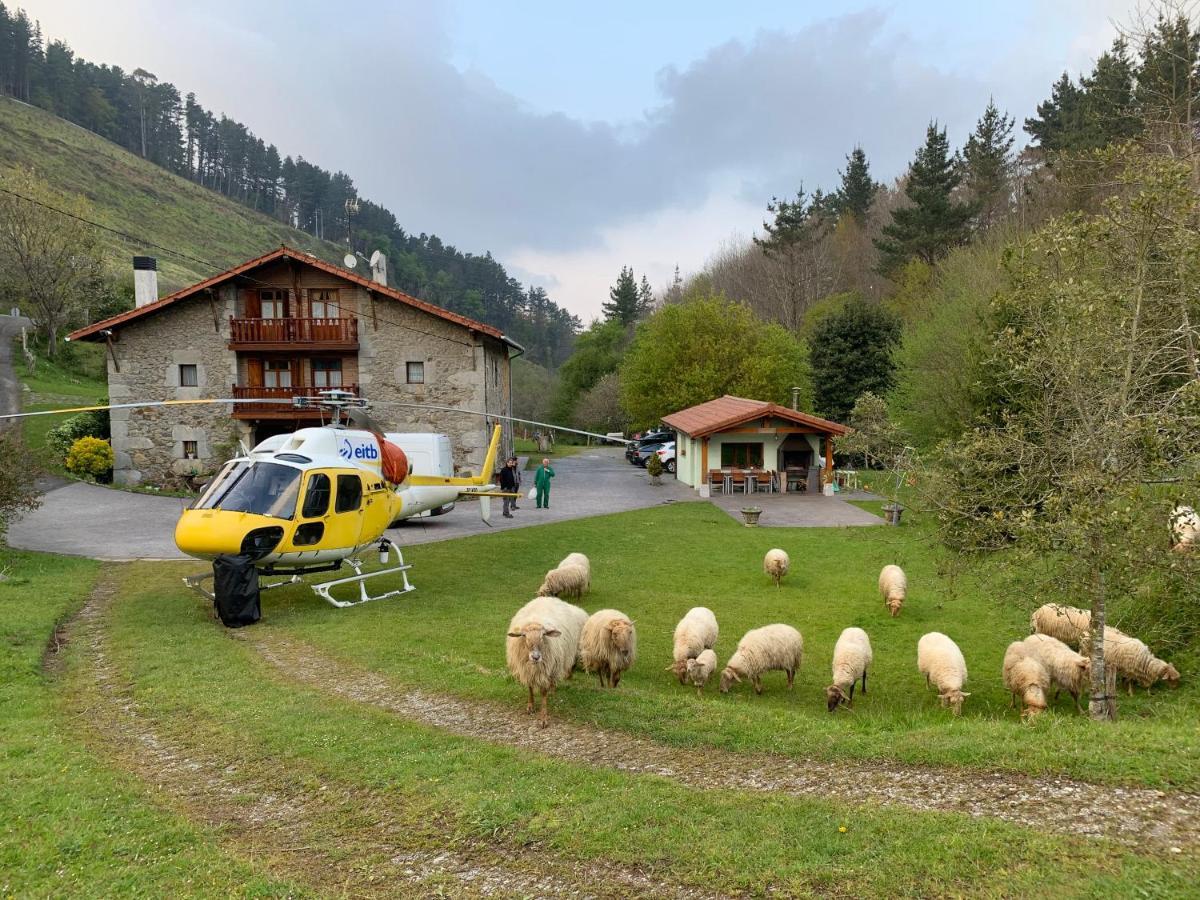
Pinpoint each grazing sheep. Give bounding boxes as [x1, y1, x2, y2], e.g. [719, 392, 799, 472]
[561, 552, 592, 579]
[1021, 633, 1090, 713]
[685, 649, 718, 697]
[1171, 505, 1199, 552]
[667, 607, 719, 684]
[719, 624, 803, 695]
[1029, 604, 1090, 649]
[916, 632, 970, 716]
[505, 596, 589, 727]
[1083, 626, 1181, 695]
[826, 627, 873, 712]
[763, 548, 790, 589]
[579, 609, 637, 687]
[1003, 640, 1051, 721]
[537, 562, 590, 600]
[879, 564, 907, 617]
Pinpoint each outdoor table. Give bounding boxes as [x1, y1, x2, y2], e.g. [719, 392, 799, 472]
[722, 472, 733, 494]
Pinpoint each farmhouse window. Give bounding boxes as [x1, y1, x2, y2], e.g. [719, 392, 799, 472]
[179, 364, 198, 387]
[260, 289, 287, 319]
[182, 440, 198, 459]
[310, 289, 338, 318]
[264, 359, 292, 388]
[406, 361, 424, 384]
[312, 358, 343, 388]
[720, 443, 764, 468]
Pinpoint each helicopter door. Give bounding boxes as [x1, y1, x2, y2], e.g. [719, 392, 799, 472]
[313, 472, 365, 552]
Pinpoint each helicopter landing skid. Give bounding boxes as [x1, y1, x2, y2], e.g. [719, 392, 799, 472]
[182, 571, 305, 601]
[310, 543, 415, 609]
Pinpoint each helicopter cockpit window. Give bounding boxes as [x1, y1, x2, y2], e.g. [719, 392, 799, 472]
[193, 461, 247, 510]
[203, 462, 301, 520]
[335, 474, 363, 513]
[302, 473, 331, 518]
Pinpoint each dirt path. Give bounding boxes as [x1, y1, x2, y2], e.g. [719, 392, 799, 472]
[57, 571, 728, 899]
[247, 630, 1200, 851]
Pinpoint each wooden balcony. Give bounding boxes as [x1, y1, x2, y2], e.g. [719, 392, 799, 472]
[231, 383, 360, 419]
[228, 317, 358, 351]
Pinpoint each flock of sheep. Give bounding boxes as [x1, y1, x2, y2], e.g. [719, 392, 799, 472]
[505, 534, 1187, 727]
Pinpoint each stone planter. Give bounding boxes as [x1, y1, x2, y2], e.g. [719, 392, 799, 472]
[822, 483, 835, 497]
[740, 506, 762, 527]
[882, 503, 904, 526]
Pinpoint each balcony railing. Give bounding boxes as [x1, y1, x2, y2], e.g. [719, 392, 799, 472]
[231, 383, 360, 418]
[228, 317, 358, 349]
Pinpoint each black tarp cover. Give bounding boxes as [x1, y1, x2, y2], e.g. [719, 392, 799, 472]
[212, 554, 261, 628]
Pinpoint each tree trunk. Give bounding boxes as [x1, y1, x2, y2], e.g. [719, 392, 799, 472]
[1087, 550, 1116, 721]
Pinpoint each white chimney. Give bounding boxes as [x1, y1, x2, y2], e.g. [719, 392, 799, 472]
[133, 256, 158, 308]
[368, 250, 387, 287]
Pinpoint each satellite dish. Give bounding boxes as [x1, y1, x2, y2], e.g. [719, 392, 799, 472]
[343, 253, 357, 269]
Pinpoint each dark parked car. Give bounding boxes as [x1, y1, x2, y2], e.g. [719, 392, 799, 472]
[634, 442, 667, 467]
[626, 430, 673, 464]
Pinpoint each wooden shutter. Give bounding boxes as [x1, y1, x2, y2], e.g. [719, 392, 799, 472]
[246, 357, 264, 387]
[243, 288, 261, 318]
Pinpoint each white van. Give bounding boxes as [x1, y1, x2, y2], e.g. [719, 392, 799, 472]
[384, 432, 457, 519]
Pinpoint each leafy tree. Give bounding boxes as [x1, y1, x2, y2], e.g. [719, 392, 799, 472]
[808, 295, 901, 423]
[0, 168, 105, 356]
[603, 266, 649, 325]
[0, 430, 40, 539]
[552, 319, 630, 422]
[834, 146, 879, 222]
[619, 294, 810, 428]
[512, 358, 558, 427]
[573, 372, 626, 434]
[753, 187, 836, 330]
[874, 123, 975, 276]
[962, 98, 1015, 230]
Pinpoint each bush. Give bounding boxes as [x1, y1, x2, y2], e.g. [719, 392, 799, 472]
[646, 452, 663, 479]
[0, 431, 41, 538]
[65, 436, 114, 481]
[46, 407, 110, 461]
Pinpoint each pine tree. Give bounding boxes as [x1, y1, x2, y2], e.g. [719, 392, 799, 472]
[874, 123, 975, 276]
[834, 146, 879, 222]
[1025, 72, 1085, 152]
[603, 266, 642, 325]
[638, 274, 654, 315]
[1080, 38, 1140, 148]
[755, 188, 825, 256]
[961, 98, 1015, 230]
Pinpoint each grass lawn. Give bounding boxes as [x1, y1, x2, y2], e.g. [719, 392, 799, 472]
[0, 550, 300, 897]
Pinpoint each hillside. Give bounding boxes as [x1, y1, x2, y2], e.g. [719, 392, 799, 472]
[0, 96, 343, 293]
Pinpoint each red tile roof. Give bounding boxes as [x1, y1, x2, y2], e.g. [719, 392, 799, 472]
[68, 246, 506, 342]
[662, 395, 848, 438]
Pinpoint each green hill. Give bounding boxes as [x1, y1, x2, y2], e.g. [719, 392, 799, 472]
[0, 96, 343, 293]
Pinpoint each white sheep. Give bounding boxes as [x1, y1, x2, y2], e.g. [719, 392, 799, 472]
[1002, 640, 1050, 721]
[879, 564, 907, 618]
[719, 624, 803, 695]
[537, 562, 590, 600]
[916, 632, 970, 716]
[826, 627, 872, 711]
[1171, 505, 1198, 552]
[685, 648, 718, 697]
[667, 607, 719, 684]
[763, 548, 790, 589]
[560, 552, 591, 579]
[1029, 604, 1090, 649]
[505, 596, 589, 727]
[579, 609, 637, 688]
[1083, 626, 1181, 695]
[1021, 633, 1090, 713]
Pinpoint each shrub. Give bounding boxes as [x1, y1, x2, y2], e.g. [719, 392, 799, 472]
[646, 452, 663, 479]
[0, 431, 41, 538]
[65, 436, 114, 481]
[46, 407, 110, 461]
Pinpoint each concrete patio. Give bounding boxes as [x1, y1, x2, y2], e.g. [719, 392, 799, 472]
[706, 489, 884, 527]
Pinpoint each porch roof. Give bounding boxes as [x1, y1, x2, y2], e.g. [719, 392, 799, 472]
[662, 395, 848, 439]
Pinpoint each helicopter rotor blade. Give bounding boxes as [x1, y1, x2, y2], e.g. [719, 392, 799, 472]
[0, 397, 294, 420]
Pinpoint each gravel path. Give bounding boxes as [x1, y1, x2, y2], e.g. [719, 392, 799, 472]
[53, 571, 728, 899]
[247, 631, 1200, 852]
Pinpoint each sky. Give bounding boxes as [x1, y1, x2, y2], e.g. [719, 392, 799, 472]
[19, 0, 1130, 321]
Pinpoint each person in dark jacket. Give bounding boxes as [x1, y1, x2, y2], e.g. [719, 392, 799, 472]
[499, 456, 519, 518]
[510, 455, 522, 509]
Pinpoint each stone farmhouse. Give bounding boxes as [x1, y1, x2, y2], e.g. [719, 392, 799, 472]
[68, 247, 518, 486]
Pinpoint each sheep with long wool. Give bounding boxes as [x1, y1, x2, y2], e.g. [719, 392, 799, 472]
[916, 632, 970, 716]
[1020, 633, 1091, 713]
[667, 607, 719, 684]
[537, 562, 590, 600]
[1171, 504, 1198, 552]
[1029, 604, 1090, 649]
[1002, 640, 1051, 721]
[1082, 626, 1181, 695]
[879, 564, 907, 617]
[763, 548, 790, 589]
[826, 627, 872, 711]
[505, 596, 589, 727]
[719, 624, 803, 695]
[579, 608, 637, 687]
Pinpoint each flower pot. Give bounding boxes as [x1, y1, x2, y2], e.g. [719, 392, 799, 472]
[882, 503, 904, 526]
[740, 507, 762, 527]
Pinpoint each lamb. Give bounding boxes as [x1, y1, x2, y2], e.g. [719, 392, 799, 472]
[916, 632, 970, 716]
[667, 606, 719, 684]
[826, 627, 872, 711]
[537, 562, 590, 600]
[879, 564, 907, 617]
[505, 596, 589, 727]
[1029, 604, 1090, 649]
[579, 609, 637, 688]
[1021, 633, 1090, 713]
[1171, 505, 1199, 552]
[763, 548, 790, 589]
[1002, 640, 1051, 721]
[685, 649, 718, 697]
[719, 624, 803, 695]
[1083, 626, 1181, 695]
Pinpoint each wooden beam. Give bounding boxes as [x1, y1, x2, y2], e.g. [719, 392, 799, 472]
[824, 437, 834, 484]
[722, 426, 818, 435]
[700, 437, 708, 477]
[104, 333, 120, 373]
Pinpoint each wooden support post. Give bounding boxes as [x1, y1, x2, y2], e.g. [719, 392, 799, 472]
[824, 437, 834, 484]
[104, 332, 120, 373]
[700, 437, 708, 479]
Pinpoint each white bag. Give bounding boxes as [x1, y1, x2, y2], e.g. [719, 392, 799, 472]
[528, 487, 537, 500]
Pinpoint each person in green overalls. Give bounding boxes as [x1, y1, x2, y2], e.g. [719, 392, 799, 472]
[534, 457, 555, 508]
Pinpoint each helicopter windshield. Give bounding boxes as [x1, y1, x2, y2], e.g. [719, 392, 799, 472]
[194, 461, 301, 520]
